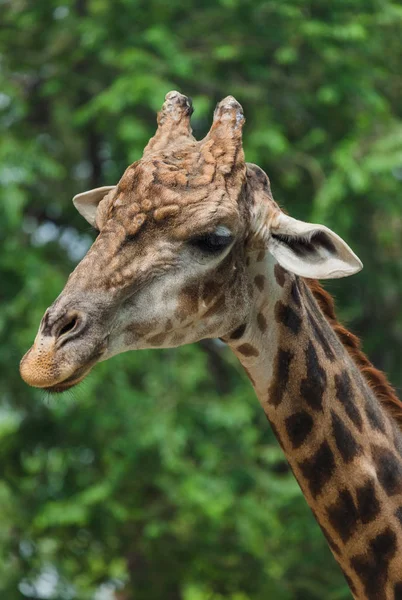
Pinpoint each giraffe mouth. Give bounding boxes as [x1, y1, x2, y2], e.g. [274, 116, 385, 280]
[44, 364, 93, 393]
[43, 347, 105, 394]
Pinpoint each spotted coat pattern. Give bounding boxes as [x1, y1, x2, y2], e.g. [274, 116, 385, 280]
[20, 92, 402, 597]
[228, 262, 402, 599]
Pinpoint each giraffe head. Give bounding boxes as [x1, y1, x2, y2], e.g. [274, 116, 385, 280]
[20, 92, 362, 392]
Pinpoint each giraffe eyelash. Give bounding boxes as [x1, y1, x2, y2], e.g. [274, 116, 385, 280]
[189, 229, 234, 254]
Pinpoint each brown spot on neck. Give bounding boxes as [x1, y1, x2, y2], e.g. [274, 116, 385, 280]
[268, 348, 293, 407]
[274, 263, 287, 287]
[229, 323, 247, 340]
[254, 274, 265, 292]
[237, 343, 259, 357]
[275, 300, 302, 335]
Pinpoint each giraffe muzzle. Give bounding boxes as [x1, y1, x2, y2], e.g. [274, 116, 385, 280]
[19, 334, 106, 392]
[20, 304, 108, 392]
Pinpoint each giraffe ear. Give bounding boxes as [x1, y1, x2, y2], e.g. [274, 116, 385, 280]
[268, 213, 363, 279]
[73, 186, 116, 228]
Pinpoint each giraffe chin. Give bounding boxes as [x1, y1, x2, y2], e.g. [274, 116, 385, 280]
[43, 347, 107, 393]
[43, 363, 94, 394]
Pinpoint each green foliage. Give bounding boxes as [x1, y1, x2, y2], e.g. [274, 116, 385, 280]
[1, 0, 402, 598]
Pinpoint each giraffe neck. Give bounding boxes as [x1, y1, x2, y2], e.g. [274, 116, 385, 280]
[226, 254, 402, 600]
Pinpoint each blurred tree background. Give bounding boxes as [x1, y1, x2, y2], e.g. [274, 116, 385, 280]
[1, 0, 402, 598]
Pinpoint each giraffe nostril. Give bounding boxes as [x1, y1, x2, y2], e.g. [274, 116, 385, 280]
[55, 312, 85, 343]
[59, 317, 78, 338]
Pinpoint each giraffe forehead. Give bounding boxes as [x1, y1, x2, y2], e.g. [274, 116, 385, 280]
[102, 159, 244, 238]
[117, 147, 210, 198]
[112, 137, 246, 204]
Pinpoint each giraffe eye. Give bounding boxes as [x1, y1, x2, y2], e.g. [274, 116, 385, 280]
[189, 230, 233, 254]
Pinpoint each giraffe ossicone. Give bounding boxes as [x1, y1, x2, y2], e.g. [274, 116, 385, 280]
[20, 92, 402, 598]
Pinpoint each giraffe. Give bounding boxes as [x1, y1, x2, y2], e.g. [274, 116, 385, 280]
[20, 92, 402, 599]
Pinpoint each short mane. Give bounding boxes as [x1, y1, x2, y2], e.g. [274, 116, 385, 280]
[307, 279, 402, 430]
